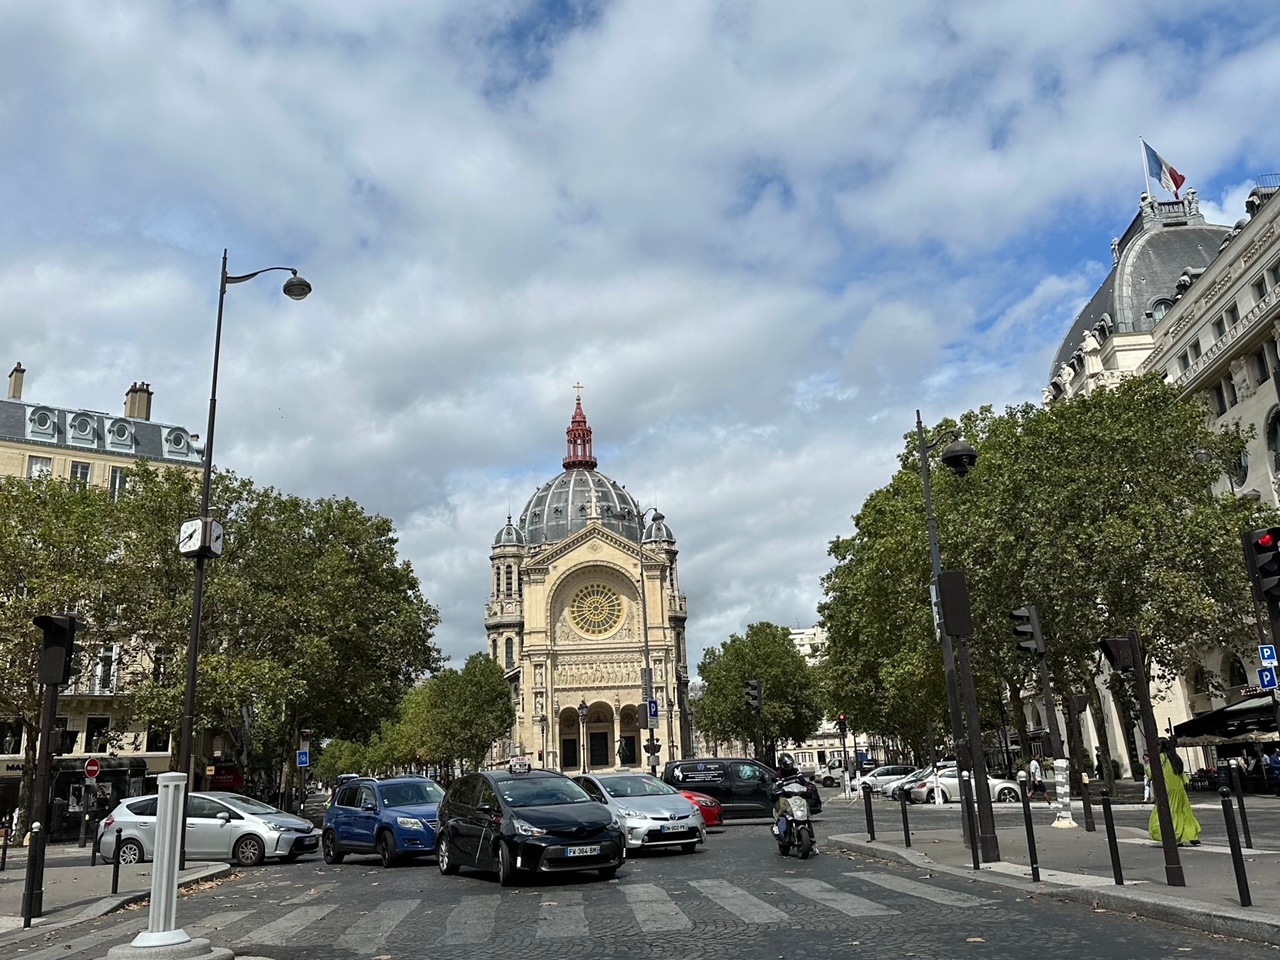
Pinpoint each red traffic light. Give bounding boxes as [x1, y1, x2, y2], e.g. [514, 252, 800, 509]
[838, 713, 847, 722]
[1260, 532, 1276, 549]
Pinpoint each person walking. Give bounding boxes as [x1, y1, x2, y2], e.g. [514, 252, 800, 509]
[1094, 747, 1106, 781]
[1142, 753, 1152, 803]
[1029, 756, 1045, 800]
[1148, 739, 1200, 846]
[1268, 747, 1280, 797]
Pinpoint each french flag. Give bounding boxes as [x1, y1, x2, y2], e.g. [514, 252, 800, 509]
[1144, 140, 1186, 199]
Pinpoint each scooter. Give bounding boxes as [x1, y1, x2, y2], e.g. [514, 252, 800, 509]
[770, 775, 815, 859]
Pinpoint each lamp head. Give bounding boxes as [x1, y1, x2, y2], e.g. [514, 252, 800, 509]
[939, 438, 978, 477]
[578, 700, 588, 719]
[282, 272, 312, 300]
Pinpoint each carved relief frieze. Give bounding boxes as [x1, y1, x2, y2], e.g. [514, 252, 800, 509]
[1230, 356, 1255, 399]
[1242, 223, 1277, 268]
[551, 654, 645, 690]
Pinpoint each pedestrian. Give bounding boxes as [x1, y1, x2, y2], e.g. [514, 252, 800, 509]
[1029, 756, 1045, 800]
[1094, 747, 1106, 781]
[1148, 739, 1200, 846]
[1268, 747, 1280, 796]
[1142, 753, 1152, 803]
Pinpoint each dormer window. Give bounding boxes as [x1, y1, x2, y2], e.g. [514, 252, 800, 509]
[28, 406, 56, 440]
[164, 427, 191, 457]
[69, 413, 97, 446]
[1153, 299, 1174, 321]
[106, 418, 134, 451]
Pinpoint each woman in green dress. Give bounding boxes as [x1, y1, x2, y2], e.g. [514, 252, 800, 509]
[1148, 739, 1201, 845]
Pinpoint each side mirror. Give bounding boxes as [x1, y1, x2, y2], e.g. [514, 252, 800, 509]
[216, 811, 231, 823]
[361, 802, 377, 812]
[476, 802, 493, 815]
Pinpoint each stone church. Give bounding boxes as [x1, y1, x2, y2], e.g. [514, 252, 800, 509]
[485, 390, 691, 771]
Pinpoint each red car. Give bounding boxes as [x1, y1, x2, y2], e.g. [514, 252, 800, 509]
[680, 789, 723, 827]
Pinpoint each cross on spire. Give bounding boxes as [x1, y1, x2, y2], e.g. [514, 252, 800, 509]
[563, 383, 597, 470]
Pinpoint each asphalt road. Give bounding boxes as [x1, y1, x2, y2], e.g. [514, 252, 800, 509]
[11, 812, 1278, 960]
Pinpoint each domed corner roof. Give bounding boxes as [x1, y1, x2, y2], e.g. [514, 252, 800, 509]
[518, 469, 643, 546]
[642, 511, 675, 544]
[493, 516, 525, 548]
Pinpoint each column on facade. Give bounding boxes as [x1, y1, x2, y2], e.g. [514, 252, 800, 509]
[613, 708, 622, 769]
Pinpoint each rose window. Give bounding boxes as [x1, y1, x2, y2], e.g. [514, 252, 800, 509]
[569, 583, 623, 636]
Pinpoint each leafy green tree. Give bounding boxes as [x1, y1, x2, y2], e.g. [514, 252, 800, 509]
[695, 622, 823, 763]
[400, 654, 515, 771]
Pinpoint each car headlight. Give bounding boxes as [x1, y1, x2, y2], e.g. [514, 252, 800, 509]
[262, 822, 285, 832]
[616, 807, 644, 819]
[692, 796, 716, 808]
[511, 817, 546, 837]
[396, 817, 425, 831]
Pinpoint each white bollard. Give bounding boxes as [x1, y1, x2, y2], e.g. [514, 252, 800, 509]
[1050, 758, 1077, 828]
[132, 773, 191, 947]
[933, 768, 943, 806]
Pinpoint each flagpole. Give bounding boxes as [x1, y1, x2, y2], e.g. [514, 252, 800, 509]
[1139, 137, 1152, 199]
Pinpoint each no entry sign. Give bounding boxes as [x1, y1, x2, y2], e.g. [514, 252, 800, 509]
[84, 758, 101, 779]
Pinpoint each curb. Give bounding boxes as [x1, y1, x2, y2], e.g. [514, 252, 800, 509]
[0, 862, 233, 946]
[827, 833, 1280, 948]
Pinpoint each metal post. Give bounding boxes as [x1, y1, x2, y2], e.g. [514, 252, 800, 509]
[1017, 773, 1040, 882]
[1100, 789, 1124, 885]
[862, 783, 876, 842]
[1037, 658, 1064, 760]
[21, 822, 42, 927]
[111, 827, 123, 895]
[1230, 759, 1253, 849]
[130, 773, 191, 947]
[839, 727, 850, 800]
[23, 673, 60, 922]
[1080, 773, 1096, 832]
[955, 636, 1000, 860]
[899, 788, 911, 847]
[960, 772, 980, 871]
[1051, 758, 1076, 827]
[0, 816, 9, 872]
[91, 825, 98, 867]
[1131, 632, 1184, 886]
[635, 563, 659, 775]
[1219, 787, 1251, 907]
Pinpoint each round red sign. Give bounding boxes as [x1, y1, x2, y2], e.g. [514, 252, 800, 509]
[84, 758, 101, 779]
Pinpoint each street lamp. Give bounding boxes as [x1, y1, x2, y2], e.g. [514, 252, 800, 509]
[916, 410, 999, 862]
[538, 714, 548, 768]
[635, 507, 664, 775]
[176, 251, 311, 788]
[578, 700, 589, 773]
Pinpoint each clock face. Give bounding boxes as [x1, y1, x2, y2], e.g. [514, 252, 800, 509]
[177, 520, 202, 555]
[209, 521, 225, 557]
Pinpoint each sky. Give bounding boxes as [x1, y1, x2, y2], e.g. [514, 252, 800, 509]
[2, 1, 1278, 673]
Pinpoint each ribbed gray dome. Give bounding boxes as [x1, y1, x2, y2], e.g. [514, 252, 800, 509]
[642, 511, 675, 544]
[519, 469, 642, 546]
[493, 516, 525, 547]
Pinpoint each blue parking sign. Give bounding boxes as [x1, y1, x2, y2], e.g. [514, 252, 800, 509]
[1258, 668, 1277, 690]
[296, 749, 310, 767]
[1260, 644, 1278, 667]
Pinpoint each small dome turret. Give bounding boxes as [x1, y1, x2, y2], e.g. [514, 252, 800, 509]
[642, 511, 675, 544]
[493, 516, 525, 548]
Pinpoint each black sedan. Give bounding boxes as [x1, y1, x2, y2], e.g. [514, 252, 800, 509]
[436, 767, 624, 886]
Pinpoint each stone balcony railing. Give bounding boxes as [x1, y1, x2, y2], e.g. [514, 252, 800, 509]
[1155, 286, 1278, 390]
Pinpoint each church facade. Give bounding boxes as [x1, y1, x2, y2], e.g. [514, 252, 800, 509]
[485, 392, 692, 772]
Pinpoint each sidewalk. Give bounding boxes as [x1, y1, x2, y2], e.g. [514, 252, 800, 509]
[0, 842, 231, 941]
[829, 806, 1280, 947]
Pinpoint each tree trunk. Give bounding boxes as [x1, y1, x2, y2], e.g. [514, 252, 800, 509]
[15, 709, 39, 839]
[1008, 682, 1031, 766]
[1086, 680, 1116, 793]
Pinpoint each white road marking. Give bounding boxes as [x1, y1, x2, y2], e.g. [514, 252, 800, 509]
[536, 890, 588, 938]
[15, 918, 148, 960]
[689, 879, 789, 923]
[335, 898, 420, 954]
[188, 909, 257, 934]
[772, 877, 899, 917]
[623, 882, 693, 932]
[235, 904, 336, 946]
[443, 894, 500, 944]
[843, 871, 994, 907]
[282, 882, 337, 905]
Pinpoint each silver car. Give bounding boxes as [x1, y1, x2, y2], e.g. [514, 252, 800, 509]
[574, 773, 706, 853]
[99, 791, 319, 866]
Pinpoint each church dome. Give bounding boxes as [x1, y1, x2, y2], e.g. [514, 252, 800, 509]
[517, 391, 643, 546]
[493, 516, 525, 547]
[642, 511, 675, 544]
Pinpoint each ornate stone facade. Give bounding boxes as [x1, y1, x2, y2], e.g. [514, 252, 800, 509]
[485, 391, 691, 772]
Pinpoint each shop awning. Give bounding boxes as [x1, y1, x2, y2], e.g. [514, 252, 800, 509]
[1173, 694, 1277, 743]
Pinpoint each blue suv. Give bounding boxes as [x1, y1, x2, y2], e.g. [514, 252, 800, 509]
[322, 776, 443, 868]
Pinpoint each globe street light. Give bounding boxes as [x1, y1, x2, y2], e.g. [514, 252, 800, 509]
[578, 700, 589, 774]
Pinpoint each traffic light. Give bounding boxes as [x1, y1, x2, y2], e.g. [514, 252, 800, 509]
[1070, 694, 1089, 716]
[644, 740, 662, 755]
[1010, 605, 1045, 657]
[744, 679, 762, 712]
[836, 713, 848, 735]
[35, 614, 79, 685]
[1244, 528, 1280, 602]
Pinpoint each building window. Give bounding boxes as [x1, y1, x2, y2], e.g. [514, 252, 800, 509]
[70, 461, 91, 488]
[95, 648, 116, 693]
[145, 727, 170, 753]
[1231, 449, 1250, 488]
[0, 719, 22, 754]
[504, 565, 513, 598]
[1211, 383, 1228, 416]
[1255, 276, 1270, 303]
[1153, 300, 1174, 321]
[55, 717, 78, 755]
[85, 717, 111, 753]
[1257, 349, 1272, 385]
[151, 647, 171, 683]
[109, 466, 128, 500]
[494, 567, 501, 598]
[1225, 377, 1238, 408]
[1178, 351, 1191, 373]
[1189, 340, 1203, 362]
[505, 636, 515, 669]
[1229, 655, 1248, 688]
[1225, 302, 1240, 327]
[27, 456, 52, 479]
[1212, 317, 1227, 340]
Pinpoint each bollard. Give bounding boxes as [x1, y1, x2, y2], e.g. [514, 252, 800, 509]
[862, 783, 876, 842]
[91, 823, 98, 867]
[1017, 772, 1041, 883]
[1229, 760, 1253, 849]
[1100, 788, 1124, 885]
[111, 827, 123, 895]
[1080, 773, 1096, 833]
[79, 810, 89, 848]
[21, 822, 42, 928]
[0, 820, 9, 873]
[1219, 787, 1251, 908]
[899, 787, 911, 848]
[960, 772, 980, 871]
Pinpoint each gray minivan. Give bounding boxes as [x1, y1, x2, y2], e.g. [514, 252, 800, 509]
[660, 757, 828, 819]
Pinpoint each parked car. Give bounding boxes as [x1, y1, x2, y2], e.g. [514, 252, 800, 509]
[907, 771, 1022, 804]
[679, 789, 723, 827]
[322, 776, 443, 868]
[99, 792, 317, 866]
[661, 758, 821, 818]
[574, 773, 705, 853]
[435, 766, 624, 885]
[856, 765, 920, 791]
[324, 774, 362, 810]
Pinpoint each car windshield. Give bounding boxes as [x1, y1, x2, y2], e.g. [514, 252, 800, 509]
[381, 781, 444, 807]
[496, 777, 593, 807]
[598, 776, 677, 798]
[217, 795, 282, 816]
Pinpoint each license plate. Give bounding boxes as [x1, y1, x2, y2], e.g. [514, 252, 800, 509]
[659, 823, 685, 833]
[565, 844, 600, 857]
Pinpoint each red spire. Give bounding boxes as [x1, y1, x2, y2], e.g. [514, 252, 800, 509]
[563, 383, 597, 470]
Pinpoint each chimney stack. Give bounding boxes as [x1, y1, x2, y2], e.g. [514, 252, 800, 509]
[7, 362, 23, 400]
[124, 381, 153, 420]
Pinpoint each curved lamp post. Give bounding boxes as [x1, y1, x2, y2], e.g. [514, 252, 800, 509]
[176, 252, 311, 790]
[635, 507, 664, 774]
[916, 410, 999, 862]
[578, 700, 589, 773]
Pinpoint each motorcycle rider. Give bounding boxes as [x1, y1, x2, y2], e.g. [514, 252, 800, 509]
[770, 753, 817, 857]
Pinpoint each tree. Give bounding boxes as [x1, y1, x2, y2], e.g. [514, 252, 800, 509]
[695, 622, 823, 764]
[400, 654, 515, 771]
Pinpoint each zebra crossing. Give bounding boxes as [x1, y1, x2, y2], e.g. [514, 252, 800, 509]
[24, 870, 1002, 958]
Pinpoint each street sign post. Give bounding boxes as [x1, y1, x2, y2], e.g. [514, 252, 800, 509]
[296, 749, 310, 768]
[647, 698, 660, 730]
[1258, 668, 1277, 691]
[1261, 645, 1278, 667]
[84, 758, 100, 780]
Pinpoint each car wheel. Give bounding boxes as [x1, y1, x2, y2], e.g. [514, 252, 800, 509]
[378, 831, 399, 869]
[495, 841, 516, 887]
[437, 831, 459, 876]
[997, 787, 1020, 803]
[321, 829, 344, 865]
[924, 789, 935, 804]
[234, 835, 266, 867]
[822, 777, 835, 788]
[116, 839, 144, 865]
[598, 865, 619, 879]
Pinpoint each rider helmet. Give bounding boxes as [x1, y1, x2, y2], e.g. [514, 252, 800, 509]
[777, 753, 798, 777]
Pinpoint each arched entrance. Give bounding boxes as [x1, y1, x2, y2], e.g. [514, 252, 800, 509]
[618, 705, 642, 768]
[559, 707, 581, 772]
[584, 702, 615, 772]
